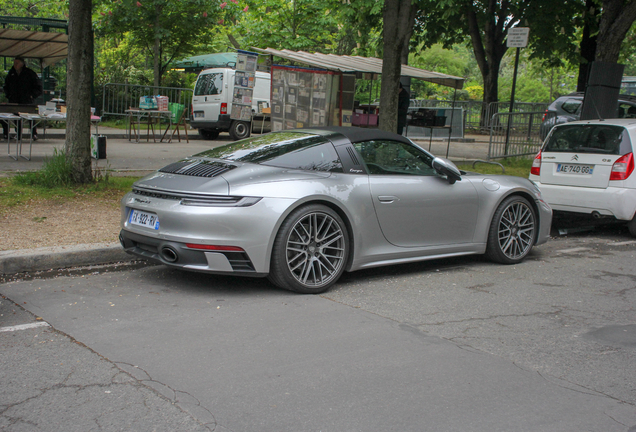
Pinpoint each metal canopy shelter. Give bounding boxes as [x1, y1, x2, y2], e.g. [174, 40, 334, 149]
[173, 52, 238, 73]
[0, 28, 68, 67]
[252, 47, 465, 89]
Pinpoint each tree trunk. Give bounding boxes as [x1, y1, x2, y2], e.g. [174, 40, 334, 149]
[577, 0, 598, 91]
[379, 0, 416, 133]
[595, 0, 636, 63]
[153, 4, 161, 87]
[464, 4, 507, 128]
[65, 0, 93, 184]
[227, 34, 241, 49]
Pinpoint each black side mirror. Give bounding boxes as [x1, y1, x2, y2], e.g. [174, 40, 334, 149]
[432, 157, 462, 185]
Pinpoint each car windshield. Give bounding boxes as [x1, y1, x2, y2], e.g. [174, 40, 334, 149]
[545, 124, 630, 155]
[195, 132, 343, 172]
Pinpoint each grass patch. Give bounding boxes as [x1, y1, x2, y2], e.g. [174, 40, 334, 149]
[99, 118, 128, 129]
[456, 157, 533, 178]
[0, 175, 139, 214]
[12, 149, 75, 188]
[1, 150, 139, 213]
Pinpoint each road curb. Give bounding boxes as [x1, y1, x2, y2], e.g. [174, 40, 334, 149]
[0, 242, 135, 275]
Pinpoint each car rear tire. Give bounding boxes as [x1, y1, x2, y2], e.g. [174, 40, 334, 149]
[229, 121, 251, 141]
[628, 217, 636, 237]
[485, 195, 536, 264]
[268, 204, 349, 294]
[199, 129, 220, 140]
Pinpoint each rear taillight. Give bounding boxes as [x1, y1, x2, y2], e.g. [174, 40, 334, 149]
[610, 152, 634, 181]
[541, 110, 548, 122]
[221, 103, 227, 115]
[530, 152, 541, 176]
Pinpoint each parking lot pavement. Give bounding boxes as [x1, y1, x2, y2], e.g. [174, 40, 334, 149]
[1, 229, 635, 431]
[0, 295, 213, 431]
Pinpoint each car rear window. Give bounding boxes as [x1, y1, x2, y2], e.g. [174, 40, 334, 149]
[195, 132, 344, 173]
[194, 72, 223, 96]
[544, 124, 631, 155]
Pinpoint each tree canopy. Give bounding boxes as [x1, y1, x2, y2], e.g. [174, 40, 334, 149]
[95, 0, 229, 86]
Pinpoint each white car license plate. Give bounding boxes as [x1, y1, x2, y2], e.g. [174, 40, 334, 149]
[129, 209, 159, 230]
[557, 164, 594, 174]
[193, 112, 205, 118]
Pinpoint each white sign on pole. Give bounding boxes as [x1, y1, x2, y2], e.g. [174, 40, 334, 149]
[507, 27, 530, 48]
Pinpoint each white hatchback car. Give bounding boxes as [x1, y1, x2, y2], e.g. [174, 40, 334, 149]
[529, 119, 636, 235]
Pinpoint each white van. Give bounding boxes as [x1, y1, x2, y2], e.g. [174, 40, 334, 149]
[191, 68, 271, 140]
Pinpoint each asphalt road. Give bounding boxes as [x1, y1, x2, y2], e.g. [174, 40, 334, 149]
[1, 225, 635, 431]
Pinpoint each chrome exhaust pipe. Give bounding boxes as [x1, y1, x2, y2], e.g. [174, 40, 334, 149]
[160, 246, 179, 263]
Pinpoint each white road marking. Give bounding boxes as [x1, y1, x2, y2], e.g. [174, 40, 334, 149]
[612, 240, 636, 246]
[0, 322, 50, 332]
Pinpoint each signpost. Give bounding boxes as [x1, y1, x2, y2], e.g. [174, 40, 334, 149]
[505, 27, 529, 154]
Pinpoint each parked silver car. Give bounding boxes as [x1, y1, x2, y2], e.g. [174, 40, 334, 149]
[120, 127, 552, 293]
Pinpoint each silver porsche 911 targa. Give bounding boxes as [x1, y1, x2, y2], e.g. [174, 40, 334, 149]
[120, 127, 552, 294]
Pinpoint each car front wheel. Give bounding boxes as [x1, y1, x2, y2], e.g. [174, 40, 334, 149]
[485, 195, 536, 264]
[268, 204, 349, 294]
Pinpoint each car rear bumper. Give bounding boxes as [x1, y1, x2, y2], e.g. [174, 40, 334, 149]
[190, 114, 232, 131]
[535, 183, 636, 221]
[119, 229, 267, 277]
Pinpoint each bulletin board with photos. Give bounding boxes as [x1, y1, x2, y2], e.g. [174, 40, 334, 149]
[231, 50, 259, 122]
[270, 65, 339, 132]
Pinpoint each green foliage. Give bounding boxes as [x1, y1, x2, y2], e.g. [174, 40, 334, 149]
[408, 44, 478, 99]
[326, 0, 383, 56]
[95, 0, 229, 84]
[0, 0, 67, 19]
[95, 34, 153, 86]
[235, 0, 341, 53]
[497, 49, 577, 103]
[12, 149, 75, 188]
[464, 85, 484, 101]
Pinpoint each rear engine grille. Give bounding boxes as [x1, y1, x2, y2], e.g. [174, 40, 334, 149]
[159, 160, 236, 178]
[132, 188, 244, 205]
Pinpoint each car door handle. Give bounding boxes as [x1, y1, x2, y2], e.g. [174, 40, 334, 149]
[378, 195, 399, 203]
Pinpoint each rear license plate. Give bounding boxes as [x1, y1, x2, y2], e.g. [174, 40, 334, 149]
[129, 209, 159, 230]
[557, 164, 594, 174]
[193, 112, 205, 118]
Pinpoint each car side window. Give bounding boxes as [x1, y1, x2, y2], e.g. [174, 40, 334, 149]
[260, 142, 344, 172]
[353, 140, 436, 176]
[561, 100, 582, 114]
[195, 73, 223, 96]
